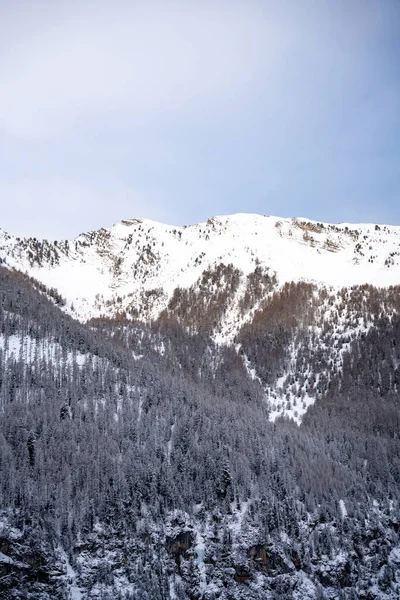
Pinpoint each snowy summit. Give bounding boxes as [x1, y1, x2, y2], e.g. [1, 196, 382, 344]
[0, 213, 399, 326]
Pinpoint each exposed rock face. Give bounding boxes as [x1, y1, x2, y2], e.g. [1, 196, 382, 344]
[0, 537, 10, 554]
[0, 528, 66, 600]
[167, 531, 193, 558]
[314, 556, 352, 588]
[248, 544, 292, 575]
[234, 563, 253, 584]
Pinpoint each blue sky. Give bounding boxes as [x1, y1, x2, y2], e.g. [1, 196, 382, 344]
[0, 0, 399, 238]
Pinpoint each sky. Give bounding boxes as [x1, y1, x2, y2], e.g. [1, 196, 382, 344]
[0, 0, 399, 239]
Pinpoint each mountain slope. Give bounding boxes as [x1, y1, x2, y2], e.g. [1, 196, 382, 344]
[1, 211, 400, 598]
[1, 214, 400, 330]
[0, 263, 400, 599]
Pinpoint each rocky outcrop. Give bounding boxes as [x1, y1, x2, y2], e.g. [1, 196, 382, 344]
[167, 531, 193, 558]
[0, 527, 66, 600]
[248, 544, 292, 575]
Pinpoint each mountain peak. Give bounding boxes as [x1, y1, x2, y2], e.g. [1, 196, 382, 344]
[1, 212, 399, 328]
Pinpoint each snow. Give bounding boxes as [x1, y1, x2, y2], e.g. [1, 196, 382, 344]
[339, 499, 348, 519]
[167, 422, 175, 464]
[2, 214, 400, 423]
[213, 271, 251, 345]
[194, 528, 207, 593]
[389, 546, 400, 566]
[59, 548, 83, 600]
[246, 285, 385, 424]
[1, 213, 400, 327]
[0, 551, 13, 564]
[292, 572, 319, 600]
[229, 500, 249, 538]
[0, 333, 95, 369]
[168, 578, 178, 599]
[137, 395, 143, 422]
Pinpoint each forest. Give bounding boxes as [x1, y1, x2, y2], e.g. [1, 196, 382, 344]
[0, 265, 399, 599]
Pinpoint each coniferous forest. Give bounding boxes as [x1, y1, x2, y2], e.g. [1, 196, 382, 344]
[0, 264, 400, 599]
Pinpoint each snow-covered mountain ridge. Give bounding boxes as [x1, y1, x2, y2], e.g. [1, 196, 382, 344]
[1, 213, 399, 327]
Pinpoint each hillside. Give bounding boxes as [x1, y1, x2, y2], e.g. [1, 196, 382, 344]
[0, 215, 400, 598]
[1, 213, 400, 423]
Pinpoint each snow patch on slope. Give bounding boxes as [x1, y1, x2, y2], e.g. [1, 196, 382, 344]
[0, 334, 90, 367]
[241, 288, 384, 424]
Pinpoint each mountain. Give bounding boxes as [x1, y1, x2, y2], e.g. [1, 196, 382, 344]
[1, 214, 399, 331]
[0, 214, 400, 599]
[1, 213, 400, 424]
